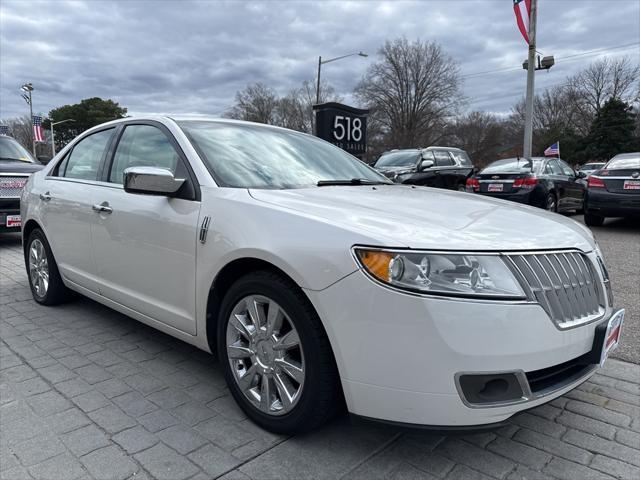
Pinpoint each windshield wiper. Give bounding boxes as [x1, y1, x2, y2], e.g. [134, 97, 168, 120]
[317, 178, 391, 186]
[0, 157, 29, 162]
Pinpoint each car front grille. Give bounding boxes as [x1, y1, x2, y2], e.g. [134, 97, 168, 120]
[505, 251, 605, 329]
[0, 176, 29, 198]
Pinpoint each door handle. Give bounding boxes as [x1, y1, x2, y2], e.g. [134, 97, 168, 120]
[92, 202, 113, 214]
[39, 191, 51, 202]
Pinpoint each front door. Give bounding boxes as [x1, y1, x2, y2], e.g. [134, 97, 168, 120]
[90, 123, 201, 335]
[40, 127, 116, 293]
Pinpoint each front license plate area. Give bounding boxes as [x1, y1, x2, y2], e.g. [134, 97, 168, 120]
[488, 183, 503, 192]
[5, 215, 21, 228]
[623, 180, 640, 190]
[599, 309, 625, 367]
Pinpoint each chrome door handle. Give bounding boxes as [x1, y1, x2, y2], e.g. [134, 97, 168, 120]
[92, 203, 113, 214]
[39, 192, 51, 202]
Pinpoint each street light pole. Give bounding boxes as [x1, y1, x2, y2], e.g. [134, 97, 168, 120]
[21, 83, 35, 156]
[523, 0, 538, 159]
[315, 51, 368, 105]
[50, 119, 75, 157]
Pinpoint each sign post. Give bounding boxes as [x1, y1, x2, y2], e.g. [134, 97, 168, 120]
[313, 102, 368, 159]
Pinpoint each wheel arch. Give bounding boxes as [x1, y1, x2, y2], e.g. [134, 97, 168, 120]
[22, 219, 43, 257]
[205, 257, 335, 359]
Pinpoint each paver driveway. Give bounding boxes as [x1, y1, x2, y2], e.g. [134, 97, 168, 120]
[1, 231, 639, 480]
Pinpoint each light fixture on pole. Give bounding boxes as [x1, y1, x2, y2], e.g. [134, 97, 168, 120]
[20, 83, 36, 156]
[316, 51, 368, 105]
[50, 119, 75, 157]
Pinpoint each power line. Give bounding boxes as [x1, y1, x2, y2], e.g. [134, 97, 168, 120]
[461, 42, 640, 79]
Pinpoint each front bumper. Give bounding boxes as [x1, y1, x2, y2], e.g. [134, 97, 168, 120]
[306, 260, 614, 427]
[585, 190, 640, 217]
[0, 200, 21, 232]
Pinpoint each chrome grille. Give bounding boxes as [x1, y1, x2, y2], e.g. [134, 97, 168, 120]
[0, 176, 29, 198]
[506, 251, 605, 328]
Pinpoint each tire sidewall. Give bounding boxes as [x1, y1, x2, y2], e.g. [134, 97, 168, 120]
[545, 193, 557, 212]
[216, 273, 329, 433]
[26, 230, 51, 304]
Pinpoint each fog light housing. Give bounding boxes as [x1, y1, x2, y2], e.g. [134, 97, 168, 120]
[456, 373, 527, 407]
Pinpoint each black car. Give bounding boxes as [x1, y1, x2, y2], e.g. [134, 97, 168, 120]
[0, 136, 44, 232]
[584, 152, 640, 226]
[373, 147, 474, 191]
[467, 157, 586, 213]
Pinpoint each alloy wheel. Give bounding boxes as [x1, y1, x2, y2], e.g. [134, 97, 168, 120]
[546, 195, 557, 212]
[226, 295, 305, 416]
[28, 239, 49, 297]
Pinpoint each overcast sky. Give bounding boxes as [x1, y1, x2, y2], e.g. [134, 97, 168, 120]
[1, 0, 639, 120]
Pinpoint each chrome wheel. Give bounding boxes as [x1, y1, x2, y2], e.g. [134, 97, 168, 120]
[28, 239, 49, 297]
[226, 295, 305, 416]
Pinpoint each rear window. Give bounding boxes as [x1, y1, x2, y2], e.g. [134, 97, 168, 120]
[606, 155, 640, 170]
[375, 151, 420, 168]
[451, 150, 472, 166]
[481, 158, 542, 174]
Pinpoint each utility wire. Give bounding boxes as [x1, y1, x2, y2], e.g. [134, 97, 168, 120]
[462, 42, 640, 79]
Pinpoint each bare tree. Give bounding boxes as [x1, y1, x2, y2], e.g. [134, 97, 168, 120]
[225, 83, 279, 124]
[355, 38, 463, 150]
[445, 112, 506, 167]
[567, 57, 640, 134]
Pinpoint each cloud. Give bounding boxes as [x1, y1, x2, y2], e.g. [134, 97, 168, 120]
[1, 0, 638, 120]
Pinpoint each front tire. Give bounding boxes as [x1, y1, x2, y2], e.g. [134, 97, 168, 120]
[584, 213, 605, 227]
[25, 229, 71, 305]
[216, 270, 340, 434]
[545, 193, 557, 212]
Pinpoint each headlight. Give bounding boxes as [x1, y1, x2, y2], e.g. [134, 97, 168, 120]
[354, 248, 526, 299]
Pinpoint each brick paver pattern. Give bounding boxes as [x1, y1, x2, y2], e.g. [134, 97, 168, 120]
[1, 235, 639, 480]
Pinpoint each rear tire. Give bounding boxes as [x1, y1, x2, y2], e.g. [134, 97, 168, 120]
[25, 229, 71, 305]
[584, 213, 605, 227]
[216, 270, 341, 434]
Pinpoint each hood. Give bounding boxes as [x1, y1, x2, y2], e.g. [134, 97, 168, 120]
[0, 161, 44, 174]
[249, 185, 595, 252]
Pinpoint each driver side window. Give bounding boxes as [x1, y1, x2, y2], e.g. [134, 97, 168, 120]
[109, 125, 186, 184]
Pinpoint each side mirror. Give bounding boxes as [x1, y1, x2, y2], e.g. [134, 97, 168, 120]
[577, 171, 587, 178]
[37, 155, 52, 164]
[123, 166, 185, 196]
[420, 159, 435, 170]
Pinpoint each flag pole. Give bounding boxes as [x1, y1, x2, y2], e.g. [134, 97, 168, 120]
[523, 0, 537, 159]
[557, 141, 560, 158]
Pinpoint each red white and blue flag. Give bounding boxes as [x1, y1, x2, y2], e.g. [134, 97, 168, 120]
[544, 142, 560, 157]
[32, 116, 45, 143]
[513, 0, 532, 44]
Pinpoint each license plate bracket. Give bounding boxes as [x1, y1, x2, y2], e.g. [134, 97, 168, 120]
[623, 180, 640, 190]
[488, 183, 503, 192]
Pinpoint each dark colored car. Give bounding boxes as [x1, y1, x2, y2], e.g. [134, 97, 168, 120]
[584, 152, 640, 226]
[373, 147, 474, 191]
[466, 157, 586, 213]
[0, 136, 44, 232]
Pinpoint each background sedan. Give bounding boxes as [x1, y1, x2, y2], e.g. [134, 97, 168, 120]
[466, 157, 586, 213]
[584, 152, 640, 226]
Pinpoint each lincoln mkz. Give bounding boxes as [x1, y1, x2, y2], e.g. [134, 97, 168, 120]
[21, 117, 624, 433]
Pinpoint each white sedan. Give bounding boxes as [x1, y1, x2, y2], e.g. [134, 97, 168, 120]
[21, 117, 624, 434]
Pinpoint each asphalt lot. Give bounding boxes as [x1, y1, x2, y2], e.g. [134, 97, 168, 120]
[1, 215, 639, 480]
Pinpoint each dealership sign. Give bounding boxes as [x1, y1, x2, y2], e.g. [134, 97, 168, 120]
[313, 102, 368, 157]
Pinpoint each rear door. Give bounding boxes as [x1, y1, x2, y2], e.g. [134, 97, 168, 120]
[433, 150, 456, 189]
[40, 127, 116, 292]
[90, 122, 201, 335]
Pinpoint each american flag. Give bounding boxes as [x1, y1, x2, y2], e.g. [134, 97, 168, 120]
[32, 116, 45, 143]
[0, 125, 9, 136]
[544, 142, 560, 157]
[513, 0, 531, 44]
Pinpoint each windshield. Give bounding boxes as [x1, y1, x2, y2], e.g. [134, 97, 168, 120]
[0, 136, 35, 163]
[179, 121, 389, 189]
[375, 151, 420, 168]
[606, 155, 640, 170]
[481, 158, 542, 174]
